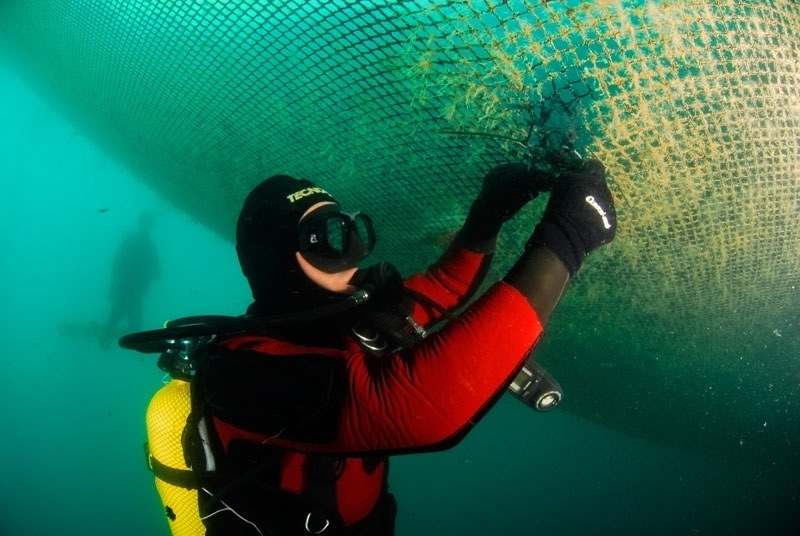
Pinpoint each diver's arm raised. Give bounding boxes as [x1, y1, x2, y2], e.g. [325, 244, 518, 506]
[270, 160, 617, 455]
[403, 163, 553, 324]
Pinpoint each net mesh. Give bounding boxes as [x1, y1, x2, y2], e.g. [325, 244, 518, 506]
[2, 0, 798, 459]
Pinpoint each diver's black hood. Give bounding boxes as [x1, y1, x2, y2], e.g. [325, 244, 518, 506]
[236, 174, 345, 316]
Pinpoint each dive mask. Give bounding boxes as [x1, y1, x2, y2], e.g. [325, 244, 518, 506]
[297, 206, 376, 273]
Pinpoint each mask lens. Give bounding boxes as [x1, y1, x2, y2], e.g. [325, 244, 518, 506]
[353, 213, 376, 252]
[325, 215, 347, 254]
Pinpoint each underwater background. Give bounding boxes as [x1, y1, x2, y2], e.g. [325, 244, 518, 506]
[2, 0, 799, 534]
[2, 58, 798, 536]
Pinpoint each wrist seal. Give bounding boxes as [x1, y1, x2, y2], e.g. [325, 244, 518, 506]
[527, 220, 584, 276]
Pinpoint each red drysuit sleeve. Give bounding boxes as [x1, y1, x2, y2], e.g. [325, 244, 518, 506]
[403, 243, 490, 326]
[350, 281, 541, 453]
[267, 280, 543, 455]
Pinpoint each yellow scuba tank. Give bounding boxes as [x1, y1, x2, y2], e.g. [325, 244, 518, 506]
[146, 379, 204, 536]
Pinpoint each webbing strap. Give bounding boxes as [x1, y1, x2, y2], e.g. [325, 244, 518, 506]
[143, 442, 198, 490]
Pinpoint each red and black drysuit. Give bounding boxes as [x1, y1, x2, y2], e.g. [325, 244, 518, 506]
[191, 243, 543, 535]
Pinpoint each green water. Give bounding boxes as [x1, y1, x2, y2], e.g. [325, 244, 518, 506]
[1, 60, 797, 536]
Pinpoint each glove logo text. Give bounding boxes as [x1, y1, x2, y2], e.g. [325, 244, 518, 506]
[585, 196, 612, 230]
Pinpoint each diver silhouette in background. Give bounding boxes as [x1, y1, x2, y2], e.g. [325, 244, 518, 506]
[95, 212, 161, 348]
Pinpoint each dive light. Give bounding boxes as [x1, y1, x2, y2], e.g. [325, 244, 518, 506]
[508, 354, 563, 412]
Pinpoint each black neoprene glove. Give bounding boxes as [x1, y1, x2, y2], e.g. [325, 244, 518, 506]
[460, 163, 553, 252]
[503, 159, 616, 326]
[527, 159, 617, 275]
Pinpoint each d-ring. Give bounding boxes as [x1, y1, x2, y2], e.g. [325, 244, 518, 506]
[304, 512, 330, 534]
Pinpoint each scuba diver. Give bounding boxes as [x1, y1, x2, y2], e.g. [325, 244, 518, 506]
[90, 212, 161, 349]
[123, 158, 616, 535]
